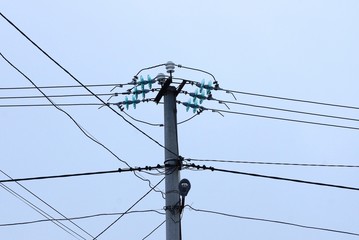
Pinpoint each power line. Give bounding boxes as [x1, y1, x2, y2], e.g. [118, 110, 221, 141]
[187, 206, 359, 237]
[204, 107, 359, 131]
[0, 183, 86, 240]
[0, 83, 123, 91]
[135, 63, 166, 76]
[0, 52, 165, 197]
[0, 93, 115, 100]
[185, 158, 359, 168]
[178, 78, 359, 110]
[184, 164, 359, 191]
[0, 103, 103, 108]
[213, 99, 359, 123]
[0, 169, 94, 239]
[0, 52, 129, 167]
[0, 165, 165, 183]
[217, 87, 359, 111]
[0, 209, 165, 227]
[0, 12, 174, 158]
[94, 177, 165, 239]
[142, 220, 166, 240]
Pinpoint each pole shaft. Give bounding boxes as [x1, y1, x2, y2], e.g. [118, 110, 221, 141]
[164, 86, 180, 240]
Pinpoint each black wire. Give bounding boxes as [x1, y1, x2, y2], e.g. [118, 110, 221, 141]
[94, 177, 165, 239]
[135, 63, 166, 76]
[0, 103, 104, 107]
[121, 110, 201, 127]
[205, 107, 359, 131]
[176, 64, 217, 83]
[0, 183, 86, 240]
[0, 52, 165, 198]
[0, 12, 177, 158]
[215, 99, 359, 123]
[0, 93, 119, 100]
[0, 52, 132, 167]
[0, 210, 165, 227]
[121, 109, 164, 127]
[184, 164, 359, 191]
[0, 170, 94, 238]
[141, 220, 166, 240]
[177, 113, 200, 125]
[0, 83, 124, 91]
[220, 87, 359, 111]
[0, 165, 165, 183]
[187, 206, 359, 237]
[185, 158, 359, 168]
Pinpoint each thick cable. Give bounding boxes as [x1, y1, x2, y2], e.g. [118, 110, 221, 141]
[184, 164, 359, 191]
[0, 166, 165, 183]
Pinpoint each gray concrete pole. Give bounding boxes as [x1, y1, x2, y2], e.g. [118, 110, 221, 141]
[164, 86, 181, 240]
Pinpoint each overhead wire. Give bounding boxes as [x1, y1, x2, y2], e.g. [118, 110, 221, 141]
[181, 78, 359, 111]
[204, 107, 359, 131]
[0, 92, 123, 100]
[94, 177, 165, 239]
[141, 220, 166, 240]
[0, 183, 86, 240]
[0, 12, 179, 159]
[0, 209, 165, 227]
[213, 99, 359, 123]
[0, 103, 104, 108]
[220, 87, 359, 111]
[0, 165, 165, 183]
[0, 52, 166, 198]
[0, 169, 95, 239]
[184, 164, 359, 191]
[135, 63, 166, 77]
[185, 158, 359, 168]
[0, 83, 124, 91]
[187, 206, 359, 237]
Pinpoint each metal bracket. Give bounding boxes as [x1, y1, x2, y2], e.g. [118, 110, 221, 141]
[154, 76, 172, 104]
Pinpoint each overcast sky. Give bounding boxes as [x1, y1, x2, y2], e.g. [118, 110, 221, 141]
[1, 1, 359, 240]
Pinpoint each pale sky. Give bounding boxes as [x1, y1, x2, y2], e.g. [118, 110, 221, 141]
[1, 1, 359, 240]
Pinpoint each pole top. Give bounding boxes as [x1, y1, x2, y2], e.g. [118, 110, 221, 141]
[166, 61, 175, 73]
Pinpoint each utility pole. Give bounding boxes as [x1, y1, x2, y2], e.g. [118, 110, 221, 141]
[164, 85, 181, 240]
[155, 61, 181, 240]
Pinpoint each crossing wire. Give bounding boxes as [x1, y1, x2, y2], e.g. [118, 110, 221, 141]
[0, 169, 95, 239]
[94, 177, 165, 239]
[0, 183, 86, 240]
[0, 12, 178, 158]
